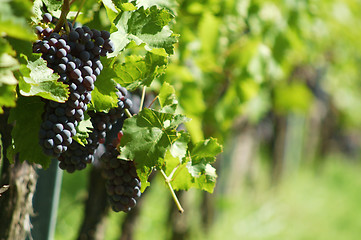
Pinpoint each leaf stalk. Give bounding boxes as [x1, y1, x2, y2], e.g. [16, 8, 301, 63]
[160, 169, 184, 213]
[139, 86, 147, 112]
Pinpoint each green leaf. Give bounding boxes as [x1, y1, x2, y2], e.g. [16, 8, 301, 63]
[166, 138, 222, 193]
[190, 138, 223, 163]
[136, 0, 178, 15]
[113, 49, 168, 90]
[168, 159, 217, 192]
[102, 0, 120, 24]
[169, 131, 189, 162]
[91, 65, 119, 112]
[72, 116, 93, 146]
[18, 57, 69, 102]
[42, 0, 63, 13]
[158, 81, 177, 113]
[109, 1, 137, 12]
[0, 53, 19, 86]
[119, 108, 187, 191]
[0, 0, 36, 41]
[109, 6, 178, 57]
[8, 96, 51, 168]
[0, 84, 17, 114]
[120, 3, 138, 11]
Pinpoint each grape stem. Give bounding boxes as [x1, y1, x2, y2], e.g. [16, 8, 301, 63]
[148, 96, 158, 108]
[54, 0, 70, 33]
[72, 0, 86, 26]
[160, 169, 184, 213]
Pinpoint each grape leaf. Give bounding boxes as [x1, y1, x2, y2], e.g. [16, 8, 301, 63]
[0, 53, 19, 86]
[119, 108, 188, 191]
[113, 48, 168, 90]
[7, 96, 51, 168]
[136, 0, 178, 15]
[158, 82, 178, 113]
[72, 116, 93, 146]
[190, 138, 223, 163]
[18, 57, 69, 102]
[0, 49, 19, 86]
[91, 65, 119, 112]
[102, 0, 120, 24]
[109, 6, 178, 57]
[0, 84, 17, 114]
[107, 1, 137, 12]
[166, 138, 222, 193]
[42, 0, 63, 13]
[169, 131, 189, 162]
[0, 39, 18, 113]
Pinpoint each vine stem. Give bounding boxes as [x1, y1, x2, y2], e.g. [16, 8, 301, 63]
[72, 0, 86, 26]
[160, 169, 184, 213]
[125, 109, 133, 118]
[54, 0, 71, 33]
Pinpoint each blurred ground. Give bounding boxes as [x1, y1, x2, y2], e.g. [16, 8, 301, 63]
[55, 155, 361, 240]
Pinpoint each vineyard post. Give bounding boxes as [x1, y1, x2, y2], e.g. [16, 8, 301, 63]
[28, 159, 63, 240]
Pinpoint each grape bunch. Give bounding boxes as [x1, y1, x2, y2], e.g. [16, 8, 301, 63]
[33, 13, 114, 157]
[100, 131, 141, 212]
[58, 84, 132, 173]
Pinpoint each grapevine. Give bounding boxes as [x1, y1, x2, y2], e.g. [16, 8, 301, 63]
[1, 0, 222, 218]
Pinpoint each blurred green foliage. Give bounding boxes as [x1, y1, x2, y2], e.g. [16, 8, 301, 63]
[155, 0, 361, 141]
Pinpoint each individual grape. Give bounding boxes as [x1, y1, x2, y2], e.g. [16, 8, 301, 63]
[69, 30, 79, 42]
[49, 32, 61, 40]
[56, 48, 67, 58]
[69, 69, 81, 79]
[101, 30, 110, 40]
[43, 27, 53, 37]
[94, 37, 104, 46]
[57, 63, 67, 73]
[43, 13, 53, 23]
[35, 26, 43, 35]
[91, 29, 101, 39]
[79, 51, 90, 61]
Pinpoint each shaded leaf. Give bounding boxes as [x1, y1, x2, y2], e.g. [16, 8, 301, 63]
[8, 96, 51, 168]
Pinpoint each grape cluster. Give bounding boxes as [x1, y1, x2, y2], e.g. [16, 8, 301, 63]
[58, 85, 131, 173]
[100, 132, 141, 212]
[58, 84, 132, 172]
[33, 13, 114, 157]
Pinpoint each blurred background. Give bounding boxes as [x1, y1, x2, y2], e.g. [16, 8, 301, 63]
[56, 0, 361, 239]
